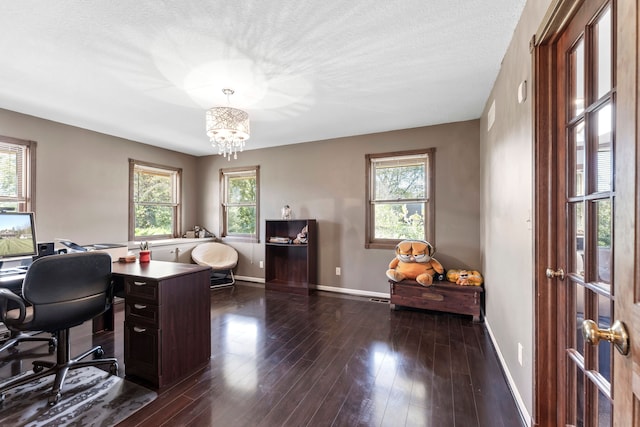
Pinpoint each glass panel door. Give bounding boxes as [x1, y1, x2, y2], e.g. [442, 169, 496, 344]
[561, 3, 614, 425]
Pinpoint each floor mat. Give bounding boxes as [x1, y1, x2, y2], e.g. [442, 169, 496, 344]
[0, 365, 156, 426]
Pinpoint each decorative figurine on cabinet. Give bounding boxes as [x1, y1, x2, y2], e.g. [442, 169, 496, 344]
[281, 205, 292, 220]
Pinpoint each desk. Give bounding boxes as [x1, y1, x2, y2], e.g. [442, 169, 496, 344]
[105, 260, 211, 388]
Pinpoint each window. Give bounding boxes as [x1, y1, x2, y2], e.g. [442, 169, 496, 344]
[129, 160, 181, 240]
[220, 166, 259, 241]
[365, 149, 434, 249]
[0, 136, 35, 212]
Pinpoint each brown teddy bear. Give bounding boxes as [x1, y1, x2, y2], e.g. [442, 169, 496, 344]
[386, 239, 444, 286]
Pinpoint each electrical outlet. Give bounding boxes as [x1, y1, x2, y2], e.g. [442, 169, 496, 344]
[518, 343, 523, 366]
[259, 261, 264, 269]
[336, 267, 341, 276]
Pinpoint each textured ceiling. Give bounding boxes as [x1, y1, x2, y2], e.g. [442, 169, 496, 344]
[0, 1, 526, 156]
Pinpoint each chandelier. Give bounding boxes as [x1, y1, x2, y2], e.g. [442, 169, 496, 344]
[206, 88, 250, 160]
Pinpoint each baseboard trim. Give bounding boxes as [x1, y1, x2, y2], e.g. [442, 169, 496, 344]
[484, 317, 532, 427]
[234, 277, 390, 300]
[314, 284, 389, 299]
[235, 275, 265, 283]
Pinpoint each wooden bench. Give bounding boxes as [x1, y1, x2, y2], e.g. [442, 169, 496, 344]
[389, 279, 484, 322]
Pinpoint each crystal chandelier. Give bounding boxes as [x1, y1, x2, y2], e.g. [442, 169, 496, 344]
[206, 88, 250, 160]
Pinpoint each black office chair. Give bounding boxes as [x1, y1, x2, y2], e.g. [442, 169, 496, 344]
[0, 252, 118, 405]
[0, 278, 57, 355]
[0, 329, 57, 355]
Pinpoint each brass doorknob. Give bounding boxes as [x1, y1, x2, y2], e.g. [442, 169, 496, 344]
[582, 319, 629, 356]
[545, 268, 565, 280]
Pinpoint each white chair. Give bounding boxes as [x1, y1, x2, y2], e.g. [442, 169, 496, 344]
[191, 242, 238, 288]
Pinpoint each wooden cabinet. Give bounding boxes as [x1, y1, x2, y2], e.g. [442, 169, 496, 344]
[265, 219, 317, 295]
[113, 261, 211, 388]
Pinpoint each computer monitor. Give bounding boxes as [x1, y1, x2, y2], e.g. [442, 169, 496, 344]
[0, 211, 37, 259]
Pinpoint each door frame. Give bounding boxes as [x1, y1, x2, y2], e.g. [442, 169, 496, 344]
[532, 1, 587, 425]
[533, 0, 638, 425]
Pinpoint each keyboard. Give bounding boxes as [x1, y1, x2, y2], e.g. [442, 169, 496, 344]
[0, 266, 28, 289]
[0, 266, 28, 276]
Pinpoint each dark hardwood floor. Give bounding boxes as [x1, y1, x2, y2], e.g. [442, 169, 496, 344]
[0, 283, 523, 427]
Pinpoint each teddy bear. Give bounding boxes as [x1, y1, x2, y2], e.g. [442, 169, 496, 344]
[446, 269, 483, 286]
[293, 225, 308, 244]
[386, 239, 444, 286]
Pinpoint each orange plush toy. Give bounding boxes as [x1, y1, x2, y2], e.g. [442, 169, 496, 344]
[446, 269, 483, 286]
[386, 240, 444, 287]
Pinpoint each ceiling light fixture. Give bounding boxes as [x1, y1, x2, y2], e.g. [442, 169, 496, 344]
[206, 88, 250, 161]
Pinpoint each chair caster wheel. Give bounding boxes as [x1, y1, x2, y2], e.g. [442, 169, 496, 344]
[33, 364, 44, 373]
[94, 347, 104, 358]
[48, 392, 60, 406]
[109, 363, 119, 375]
[48, 343, 56, 354]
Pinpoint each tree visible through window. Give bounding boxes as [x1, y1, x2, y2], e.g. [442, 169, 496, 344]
[0, 136, 35, 212]
[129, 160, 181, 239]
[365, 149, 434, 249]
[220, 166, 259, 240]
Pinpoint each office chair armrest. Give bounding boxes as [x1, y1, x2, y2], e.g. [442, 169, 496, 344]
[0, 288, 26, 323]
[108, 278, 114, 306]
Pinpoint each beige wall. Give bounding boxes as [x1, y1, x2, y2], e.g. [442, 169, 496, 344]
[197, 120, 481, 295]
[479, 0, 552, 421]
[0, 108, 199, 245]
[0, 106, 481, 296]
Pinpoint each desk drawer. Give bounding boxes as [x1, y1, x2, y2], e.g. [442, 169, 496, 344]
[124, 321, 160, 386]
[125, 300, 159, 327]
[124, 278, 159, 302]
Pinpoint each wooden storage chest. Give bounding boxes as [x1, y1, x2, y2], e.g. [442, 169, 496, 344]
[389, 279, 484, 322]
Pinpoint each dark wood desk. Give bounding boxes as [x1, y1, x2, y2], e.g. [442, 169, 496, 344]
[103, 260, 211, 388]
